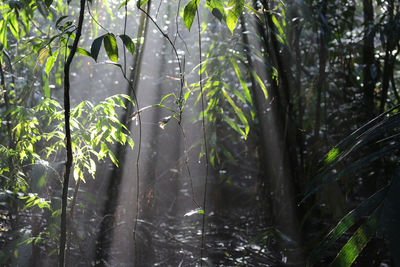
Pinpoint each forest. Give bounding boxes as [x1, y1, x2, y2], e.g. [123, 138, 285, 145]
[0, 0, 399, 265]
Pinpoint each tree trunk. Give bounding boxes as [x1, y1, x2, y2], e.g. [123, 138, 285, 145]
[379, 0, 395, 113]
[94, 2, 150, 265]
[362, 0, 375, 119]
[59, 0, 85, 265]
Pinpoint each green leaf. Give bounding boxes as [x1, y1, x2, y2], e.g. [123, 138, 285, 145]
[45, 49, 59, 75]
[0, 19, 8, 49]
[271, 14, 286, 43]
[250, 71, 268, 101]
[73, 166, 80, 181]
[52, 209, 61, 216]
[160, 93, 174, 104]
[8, 13, 19, 41]
[206, 0, 226, 21]
[108, 150, 118, 167]
[89, 158, 96, 177]
[244, 3, 264, 22]
[222, 114, 245, 137]
[304, 143, 400, 202]
[330, 213, 379, 266]
[307, 187, 387, 266]
[184, 208, 204, 216]
[127, 137, 134, 149]
[119, 34, 135, 55]
[230, 58, 252, 105]
[90, 34, 105, 62]
[325, 147, 339, 164]
[221, 87, 249, 138]
[184, 0, 200, 31]
[75, 47, 92, 57]
[99, 142, 108, 159]
[226, 0, 244, 34]
[137, 0, 149, 8]
[104, 33, 119, 62]
[119, 0, 130, 9]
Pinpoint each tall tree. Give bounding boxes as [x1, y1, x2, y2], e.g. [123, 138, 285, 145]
[362, 0, 376, 119]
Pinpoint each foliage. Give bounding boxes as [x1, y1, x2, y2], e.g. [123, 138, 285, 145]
[183, 0, 244, 33]
[0, 0, 399, 265]
[306, 108, 400, 266]
[0, 93, 134, 199]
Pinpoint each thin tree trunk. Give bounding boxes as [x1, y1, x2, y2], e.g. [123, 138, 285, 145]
[59, 0, 86, 265]
[247, 0, 304, 263]
[362, 0, 375, 119]
[262, 0, 299, 186]
[379, 0, 394, 113]
[293, 19, 306, 190]
[239, 17, 269, 194]
[0, 59, 14, 152]
[314, 0, 327, 139]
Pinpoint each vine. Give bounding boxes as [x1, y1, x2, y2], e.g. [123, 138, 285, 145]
[59, 0, 86, 265]
[195, 5, 209, 265]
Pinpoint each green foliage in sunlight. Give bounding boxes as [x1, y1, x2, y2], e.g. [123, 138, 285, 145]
[306, 108, 400, 266]
[226, 0, 244, 34]
[89, 32, 135, 62]
[307, 188, 387, 266]
[20, 193, 51, 210]
[330, 214, 378, 267]
[103, 33, 119, 62]
[324, 147, 339, 164]
[184, 0, 200, 31]
[0, 94, 134, 206]
[184, 0, 245, 33]
[41, 95, 135, 181]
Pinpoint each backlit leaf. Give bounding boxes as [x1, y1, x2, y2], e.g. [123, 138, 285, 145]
[307, 187, 387, 266]
[119, 0, 130, 9]
[45, 49, 59, 75]
[184, 208, 204, 216]
[330, 213, 379, 266]
[137, 0, 149, 8]
[230, 59, 252, 104]
[119, 34, 135, 55]
[325, 147, 339, 164]
[226, 0, 244, 34]
[75, 47, 91, 57]
[8, 13, 19, 41]
[104, 33, 118, 62]
[250, 71, 268, 100]
[184, 0, 200, 31]
[221, 87, 249, 138]
[0, 19, 7, 49]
